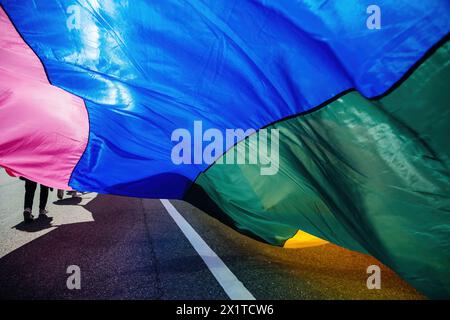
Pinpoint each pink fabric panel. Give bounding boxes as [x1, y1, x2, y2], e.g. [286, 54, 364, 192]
[0, 7, 89, 189]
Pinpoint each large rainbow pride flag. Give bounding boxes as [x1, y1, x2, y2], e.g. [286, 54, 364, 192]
[0, 1, 449, 298]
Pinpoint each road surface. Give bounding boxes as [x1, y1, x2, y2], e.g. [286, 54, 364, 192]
[0, 170, 423, 299]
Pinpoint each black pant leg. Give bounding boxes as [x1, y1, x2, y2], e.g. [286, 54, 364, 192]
[39, 185, 49, 210]
[24, 179, 37, 210]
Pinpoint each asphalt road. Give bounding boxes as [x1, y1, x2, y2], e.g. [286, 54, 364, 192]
[0, 170, 424, 299]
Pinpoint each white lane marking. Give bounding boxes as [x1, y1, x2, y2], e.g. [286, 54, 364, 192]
[160, 199, 255, 300]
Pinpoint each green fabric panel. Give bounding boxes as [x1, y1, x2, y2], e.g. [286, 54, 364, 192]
[193, 41, 450, 298]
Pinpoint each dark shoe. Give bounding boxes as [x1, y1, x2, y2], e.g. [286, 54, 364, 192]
[68, 190, 79, 198]
[39, 208, 49, 218]
[23, 210, 33, 223]
[57, 189, 64, 200]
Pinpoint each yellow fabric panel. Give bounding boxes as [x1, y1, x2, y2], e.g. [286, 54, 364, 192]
[283, 230, 328, 249]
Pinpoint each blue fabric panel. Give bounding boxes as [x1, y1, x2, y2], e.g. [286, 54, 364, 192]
[1, 0, 448, 198]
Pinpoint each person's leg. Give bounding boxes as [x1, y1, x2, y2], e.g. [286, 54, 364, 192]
[23, 179, 37, 222]
[39, 185, 49, 214]
[24, 179, 37, 210]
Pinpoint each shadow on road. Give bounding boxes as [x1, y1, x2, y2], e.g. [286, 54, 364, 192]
[52, 196, 83, 206]
[13, 215, 54, 233]
[0, 194, 425, 300]
[12, 194, 85, 232]
[0, 194, 161, 299]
